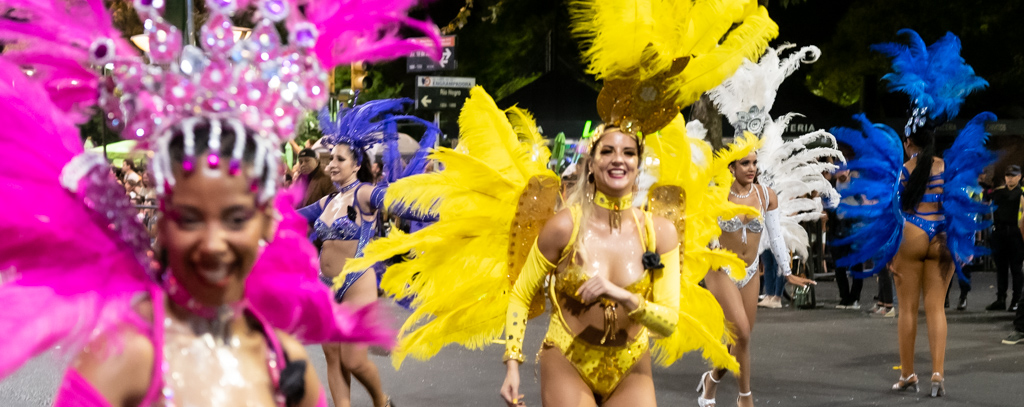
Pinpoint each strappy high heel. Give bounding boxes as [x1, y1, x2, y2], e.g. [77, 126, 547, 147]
[930, 373, 945, 397]
[737, 391, 753, 406]
[696, 370, 720, 407]
[891, 373, 918, 392]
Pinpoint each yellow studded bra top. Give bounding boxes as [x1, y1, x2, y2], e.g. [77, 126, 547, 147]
[504, 206, 680, 398]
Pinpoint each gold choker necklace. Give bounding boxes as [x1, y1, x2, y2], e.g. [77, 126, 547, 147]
[594, 191, 632, 230]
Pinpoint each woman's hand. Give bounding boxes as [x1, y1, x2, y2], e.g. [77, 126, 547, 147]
[786, 274, 816, 288]
[500, 361, 525, 406]
[576, 274, 639, 310]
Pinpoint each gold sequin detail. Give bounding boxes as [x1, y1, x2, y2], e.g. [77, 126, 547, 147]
[507, 175, 560, 319]
[554, 265, 652, 304]
[542, 307, 649, 399]
[596, 53, 691, 135]
[648, 185, 686, 244]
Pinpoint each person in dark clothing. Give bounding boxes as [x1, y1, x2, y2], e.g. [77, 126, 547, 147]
[828, 209, 864, 309]
[986, 165, 1024, 312]
[297, 147, 337, 208]
[829, 169, 865, 309]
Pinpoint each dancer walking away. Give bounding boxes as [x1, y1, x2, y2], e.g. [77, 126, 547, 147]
[833, 29, 993, 398]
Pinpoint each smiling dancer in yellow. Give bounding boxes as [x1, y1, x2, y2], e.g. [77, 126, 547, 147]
[344, 1, 777, 405]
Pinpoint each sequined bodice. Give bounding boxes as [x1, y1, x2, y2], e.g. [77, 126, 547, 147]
[315, 183, 364, 240]
[718, 215, 764, 234]
[720, 184, 767, 235]
[554, 265, 652, 303]
[314, 216, 360, 241]
[159, 313, 281, 407]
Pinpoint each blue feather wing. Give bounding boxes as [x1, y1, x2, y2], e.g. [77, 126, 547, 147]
[831, 115, 904, 276]
[372, 114, 441, 183]
[395, 116, 440, 178]
[943, 112, 996, 280]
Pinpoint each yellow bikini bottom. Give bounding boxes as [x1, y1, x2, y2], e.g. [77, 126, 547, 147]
[542, 312, 649, 399]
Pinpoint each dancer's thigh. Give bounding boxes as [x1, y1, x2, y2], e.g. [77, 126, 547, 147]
[539, 346, 598, 407]
[602, 353, 656, 407]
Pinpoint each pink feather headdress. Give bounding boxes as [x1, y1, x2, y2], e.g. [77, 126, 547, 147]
[0, 0, 439, 378]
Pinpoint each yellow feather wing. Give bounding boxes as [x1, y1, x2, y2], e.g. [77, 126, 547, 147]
[675, 4, 779, 108]
[571, 0, 778, 112]
[644, 117, 764, 371]
[343, 87, 559, 368]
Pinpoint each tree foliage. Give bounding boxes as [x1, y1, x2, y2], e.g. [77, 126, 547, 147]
[807, 0, 1024, 118]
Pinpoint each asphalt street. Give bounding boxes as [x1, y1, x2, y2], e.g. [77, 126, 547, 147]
[2, 271, 1022, 406]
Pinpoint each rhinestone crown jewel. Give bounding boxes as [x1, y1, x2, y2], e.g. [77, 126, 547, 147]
[99, 0, 327, 144]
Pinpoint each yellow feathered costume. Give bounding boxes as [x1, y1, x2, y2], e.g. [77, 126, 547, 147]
[571, 0, 778, 134]
[644, 117, 761, 368]
[341, 87, 559, 368]
[344, 0, 777, 375]
[567, 0, 776, 370]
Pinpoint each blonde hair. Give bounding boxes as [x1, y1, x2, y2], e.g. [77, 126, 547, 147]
[561, 125, 642, 265]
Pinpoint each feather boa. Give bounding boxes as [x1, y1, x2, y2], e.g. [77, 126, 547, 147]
[641, 116, 762, 371]
[708, 44, 820, 130]
[303, 0, 442, 65]
[570, 0, 778, 109]
[342, 87, 558, 368]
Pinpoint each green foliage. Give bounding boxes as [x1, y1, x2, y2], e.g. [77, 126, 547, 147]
[493, 73, 542, 101]
[78, 109, 121, 146]
[807, 0, 1024, 116]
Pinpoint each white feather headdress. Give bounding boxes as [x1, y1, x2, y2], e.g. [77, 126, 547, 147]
[707, 43, 847, 260]
[756, 114, 845, 259]
[708, 44, 820, 135]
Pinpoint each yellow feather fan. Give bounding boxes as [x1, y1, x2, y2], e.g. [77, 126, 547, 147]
[341, 87, 559, 368]
[571, 0, 778, 117]
[643, 115, 759, 370]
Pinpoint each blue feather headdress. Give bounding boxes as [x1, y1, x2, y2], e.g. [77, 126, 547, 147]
[319, 97, 439, 183]
[319, 98, 414, 160]
[870, 29, 988, 137]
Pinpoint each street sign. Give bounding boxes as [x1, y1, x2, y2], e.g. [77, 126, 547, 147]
[415, 76, 475, 110]
[407, 36, 457, 73]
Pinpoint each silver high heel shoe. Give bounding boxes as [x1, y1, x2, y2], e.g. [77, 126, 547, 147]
[891, 373, 919, 392]
[696, 370, 720, 407]
[930, 373, 945, 397]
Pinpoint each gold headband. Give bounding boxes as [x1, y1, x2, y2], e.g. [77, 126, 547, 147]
[585, 124, 644, 152]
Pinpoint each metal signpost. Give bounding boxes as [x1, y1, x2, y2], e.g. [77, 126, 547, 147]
[415, 76, 475, 111]
[407, 36, 458, 73]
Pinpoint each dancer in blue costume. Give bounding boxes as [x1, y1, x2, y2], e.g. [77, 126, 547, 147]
[298, 98, 438, 407]
[832, 29, 994, 397]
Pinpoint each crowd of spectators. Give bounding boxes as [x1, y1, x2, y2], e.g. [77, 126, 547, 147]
[112, 159, 158, 240]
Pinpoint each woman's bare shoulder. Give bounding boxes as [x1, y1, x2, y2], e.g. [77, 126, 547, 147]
[71, 321, 155, 405]
[650, 215, 680, 254]
[536, 208, 575, 261]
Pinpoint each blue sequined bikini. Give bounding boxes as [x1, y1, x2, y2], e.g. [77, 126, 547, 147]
[900, 167, 945, 240]
[298, 182, 377, 300]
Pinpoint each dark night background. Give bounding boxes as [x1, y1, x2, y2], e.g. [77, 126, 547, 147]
[92, 0, 1024, 173]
